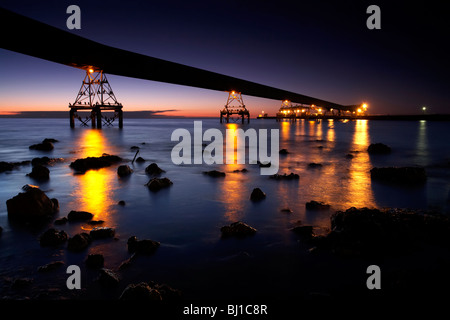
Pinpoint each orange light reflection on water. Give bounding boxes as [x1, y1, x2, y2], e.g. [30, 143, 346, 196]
[70, 130, 117, 225]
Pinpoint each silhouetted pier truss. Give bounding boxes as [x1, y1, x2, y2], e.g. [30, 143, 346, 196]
[0, 7, 359, 127]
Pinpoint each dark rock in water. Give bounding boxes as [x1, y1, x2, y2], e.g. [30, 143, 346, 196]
[119, 282, 162, 301]
[54, 217, 68, 225]
[27, 164, 50, 181]
[292, 225, 314, 240]
[306, 200, 331, 210]
[51, 198, 59, 212]
[67, 210, 94, 222]
[118, 200, 126, 206]
[117, 165, 133, 177]
[87, 220, 104, 225]
[29, 140, 54, 151]
[86, 254, 104, 268]
[127, 236, 160, 254]
[90, 227, 115, 239]
[269, 173, 299, 180]
[232, 168, 248, 173]
[69, 154, 122, 172]
[118, 254, 137, 270]
[250, 188, 266, 201]
[279, 149, 289, 155]
[146, 177, 173, 192]
[130, 146, 140, 150]
[39, 228, 68, 247]
[280, 208, 293, 213]
[135, 157, 146, 163]
[308, 162, 323, 168]
[203, 170, 226, 177]
[37, 261, 64, 272]
[345, 153, 354, 159]
[67, 232, 92, 252]
[98, 268, 120, 287]
[31, 157, 63, 167]
[7, 187, 58, 224]
[152, 283, 182, 301]
[0, 160, 30, 173]
[145, 163, 165, 175]
[221, 221, 257, 238]
[370, 167, 427, 185]
[368, 143, 391, 154]
[43, 138, 59, 144]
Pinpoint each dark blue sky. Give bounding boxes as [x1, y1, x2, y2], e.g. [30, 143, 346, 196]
[0, 0, 449, 116]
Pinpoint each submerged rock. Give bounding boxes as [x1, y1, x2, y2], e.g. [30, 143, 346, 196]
[370, 167, 427, 185]
[250, 188, 266, 201]
[127, 236, 160, 254]
[146, 177, 173, 192]
[27, 164, 50, 181]
[39, 228, 68, 247]
[279, 148, 289, 155]
[117, 165, 133, 177]
[145, 163, 165, 175]
[67, 210, 94, 222]
[90, 227, 115, 239]
[368, 143, 391, 154]
[7, 186, 58, 224]
[67, 232, 92, 252]
[135, 157, 146, 163]
[119, 282, 162, 301]
[232, 168, 248, 173]
[69, 154, 122, 172]
[269, 173, 299, 180]
[0, 160, 30, 173]
[118, 200, 126, 206]
[29, 140, 54, 151]
[203, 170, 226, 177]
[306, 200, 331, 210]
[221, 221, 257, 238]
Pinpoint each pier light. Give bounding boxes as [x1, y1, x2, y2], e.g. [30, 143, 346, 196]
[318, 108, 322, 113]
[302, 109, 305, 112]
[357, 108, 362, 113]
[362, 103, 368, 110]
[89, 68, 94, 73]
[422, 106, 427, 111]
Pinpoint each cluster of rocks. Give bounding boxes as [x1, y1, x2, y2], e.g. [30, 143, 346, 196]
[29, 138, 58, 151]
[0, 160, 30, 173]
[269, 172, 299, 180]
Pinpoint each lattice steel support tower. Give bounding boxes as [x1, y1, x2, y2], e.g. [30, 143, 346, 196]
[220, 91, 250, 124]
[69, 68, 123, 128]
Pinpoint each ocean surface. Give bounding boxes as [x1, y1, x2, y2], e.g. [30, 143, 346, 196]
[1, 117, 449, 300]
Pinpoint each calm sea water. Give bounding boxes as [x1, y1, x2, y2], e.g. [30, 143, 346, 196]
[0, 117, 449, 299]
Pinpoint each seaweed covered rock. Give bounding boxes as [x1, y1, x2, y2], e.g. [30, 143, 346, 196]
[221, 221, 257, 238]
[69, 154, 122, 172]
[367, 143, 391, 154]
[7, 186, 58, 224]
[146, 177, 173, 192]
[370, 167, 426, 185]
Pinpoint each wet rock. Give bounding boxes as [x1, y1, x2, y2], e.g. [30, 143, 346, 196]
[69, 153, 122, 173]
[145, 163, 165, 175]
[232, 168, 248, 173]
[67, 210, 94, 222]
[39, 228, 68, 247]
[98, 268, 120, 287]
[135, 157, 146, 163]
[308, 163, 323, 168]
[29, 140, 54, 151]
[54, 217, 68, 225]
[203, 170, 226, 177]
[87, 220, 104, 225]
[250, 188, 266, 201]
[37, 261, 64, 272]
[280, 208, 293, 213]
[118, 200, 126, 206]
[7, 187, 58, 224]
[306, 200, 331, 210]
[345, 153, 354, 159]
[117, 165, 133, 177]
[67, 232, 92, 252]
[86, 254, 104, 268]
[221, 221, 257, 238]
[27, 164, 50, 181]
[119, 282, 162, 301]
[43, 138, 59, 144]
[31, 157, 64, 167]
[146, 177, 173, 192]
[127, 236, 160, 254]
[367, 143, 391, 154]
[269, 173, 299, 180]
[90, 227, 115, 239]
[279, 149, 289, 155]
[370, 167, 427, 185]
